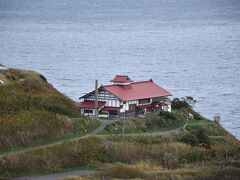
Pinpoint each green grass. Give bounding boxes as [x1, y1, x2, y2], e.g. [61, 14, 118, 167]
[0, 119, 100, 155]
[0, 68, 81, 149]
[1, 70, 239, 179]
[186, 118, 228, 136]
[98, 111, 186, 135]
[1, 130, 239, 178]
[1, 163, 99, 178]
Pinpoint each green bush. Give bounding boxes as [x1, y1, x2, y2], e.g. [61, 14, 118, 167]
[172, 98, 190, 110]
[180, 132, 198, 146]
[101, 111, 185, 135]
[181, 126, 210, 147]
[195, 127, 210, 146]
[145, 111, 184, 130]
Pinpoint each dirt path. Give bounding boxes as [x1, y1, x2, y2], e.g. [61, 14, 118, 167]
[14, 170, 98, 180]
[97, 126, 183, 138]
[0, 120, 113, 158]
[85, 119, 112, 136]
[4, 119, 186, 180]
[0, 119, 185, 158]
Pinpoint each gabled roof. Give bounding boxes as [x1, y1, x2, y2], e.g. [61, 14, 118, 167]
[111, 75, 133, 83]
[102, 80, 171, 101]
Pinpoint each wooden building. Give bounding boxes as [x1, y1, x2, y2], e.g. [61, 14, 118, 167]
[79, 75, 172, 118]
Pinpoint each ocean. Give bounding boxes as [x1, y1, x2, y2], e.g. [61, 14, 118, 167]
[0, 0, 240, 138]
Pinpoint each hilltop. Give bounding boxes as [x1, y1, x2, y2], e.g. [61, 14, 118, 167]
[0, 67, 97, 150]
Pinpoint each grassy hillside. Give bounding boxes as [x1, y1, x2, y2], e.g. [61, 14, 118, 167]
[0, 68, 82, 149]
[0, 70, 239, 179]
[1, 128, 239, 179]
[0, 98, 239, 179]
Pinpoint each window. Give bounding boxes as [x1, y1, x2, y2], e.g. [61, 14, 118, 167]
[139, 98, 150, 104]
[109, 111, 118, 116]
[129, 104, 136, 111]
[84, 109, 93, 114]
[100, 111, 108, 115]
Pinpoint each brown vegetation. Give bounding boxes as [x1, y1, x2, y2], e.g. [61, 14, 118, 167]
[0, 68, 80, 149]
[0, 130, 239, 178]
[0, 70, 239, 179]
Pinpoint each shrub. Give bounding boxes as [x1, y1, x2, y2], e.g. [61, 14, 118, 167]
[195, 127, 210, 146]
[39, 74, 47, 82]
[182, 126, 211, 147]
[172, 98, 190, 110]
[191, 111, 203, 120]
[145, 111, 184, 130]
[180, 132, 198, 146]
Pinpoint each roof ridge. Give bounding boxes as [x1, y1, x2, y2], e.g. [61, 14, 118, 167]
[103, 79, 153, 87]
[130, 79, 153, 84]
[115, 75, 129, 77]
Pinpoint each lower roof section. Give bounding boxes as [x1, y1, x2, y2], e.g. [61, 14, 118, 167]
[79, 100, 106, 109]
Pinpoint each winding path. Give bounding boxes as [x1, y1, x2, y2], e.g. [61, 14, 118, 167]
[0, 120, 113, 158]
[4, 119, 186, 180]
[14, 170, 98, 180]
[0, 119, 185, 158]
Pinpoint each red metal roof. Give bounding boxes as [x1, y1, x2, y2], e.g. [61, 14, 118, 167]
[79, 100, 106, 109]
[137, 101, 161, 109]
[103, 80, 171, 101]
[151, 101, 161, 106]
[160, 100, 172, 105]
[111, 75, 133, 83]
[137, 104, 152, 109]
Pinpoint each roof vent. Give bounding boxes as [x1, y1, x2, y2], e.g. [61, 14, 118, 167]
[111, 75, 133, 85]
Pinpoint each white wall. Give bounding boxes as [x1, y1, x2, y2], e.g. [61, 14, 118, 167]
[168, 105, 172, 112]
[120, 100, 138, 112]
[105, 99, 120, 107]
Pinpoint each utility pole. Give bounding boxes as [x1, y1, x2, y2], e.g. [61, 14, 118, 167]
[123, 111, 125, 141]
[94, 80, 98, 119]
[122, 102, 126, 142]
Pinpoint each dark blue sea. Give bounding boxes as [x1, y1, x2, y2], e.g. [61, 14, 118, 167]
[0, 0, 240, 138]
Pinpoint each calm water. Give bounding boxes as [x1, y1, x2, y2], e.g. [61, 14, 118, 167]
[0, 0, 240, 138]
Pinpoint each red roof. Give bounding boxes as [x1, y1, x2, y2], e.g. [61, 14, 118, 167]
[151, 101, 161, 106]
[137, 101, 161, 109]
[79, 100, 106, 109]
[103, 80, 171, 101]
[137, 104, 152, 109]
[111, 75, 133, 83]
[160, 100, 172, 105]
